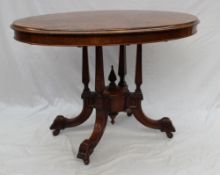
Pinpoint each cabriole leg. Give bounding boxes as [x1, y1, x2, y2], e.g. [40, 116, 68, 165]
[77, 46, 108, 164]
[132, 44, 176, 138]
[50, 46, 93, 136]
[77, 110, 108, 164]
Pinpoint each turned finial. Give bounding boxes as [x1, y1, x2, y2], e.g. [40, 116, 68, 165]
[108, 65, 117, 90]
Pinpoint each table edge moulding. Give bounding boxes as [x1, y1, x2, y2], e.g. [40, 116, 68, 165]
[11, 10, 199, 46]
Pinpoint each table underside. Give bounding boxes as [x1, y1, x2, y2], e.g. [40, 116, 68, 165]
[50, 44, 175, 165]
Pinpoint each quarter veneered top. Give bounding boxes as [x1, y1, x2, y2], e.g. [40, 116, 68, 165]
[12, 10, 199, 35]
[11, 10, 199, 46]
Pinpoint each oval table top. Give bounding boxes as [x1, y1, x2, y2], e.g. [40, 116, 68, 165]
[11, 10, 199, 46]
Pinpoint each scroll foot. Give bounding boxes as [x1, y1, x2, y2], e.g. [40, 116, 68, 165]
[159, 117, 176, 139]
[132, 105, 176, 139]
[50, 103, 93, 136]
[77, 139, 93, 165]
[77, 110, 108, 164]
[50, 115, 66, 136]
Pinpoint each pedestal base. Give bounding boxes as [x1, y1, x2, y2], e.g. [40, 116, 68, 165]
[50, 86, 175, 164]
[50, 45, 176, 165]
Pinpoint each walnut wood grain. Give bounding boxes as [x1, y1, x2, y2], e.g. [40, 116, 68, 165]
[11, 10, 199, 46]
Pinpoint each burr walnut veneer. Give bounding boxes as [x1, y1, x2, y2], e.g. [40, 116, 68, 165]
[11, 10, 199, 165]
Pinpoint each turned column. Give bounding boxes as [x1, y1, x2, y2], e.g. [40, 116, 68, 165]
[82, 46, 90, 92]
[95, 46, 105, 93]
[135, 44, 142, 93]
[118, 45, 127, 87]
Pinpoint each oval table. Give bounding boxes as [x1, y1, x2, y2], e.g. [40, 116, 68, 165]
[11, 10, 199, 165]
